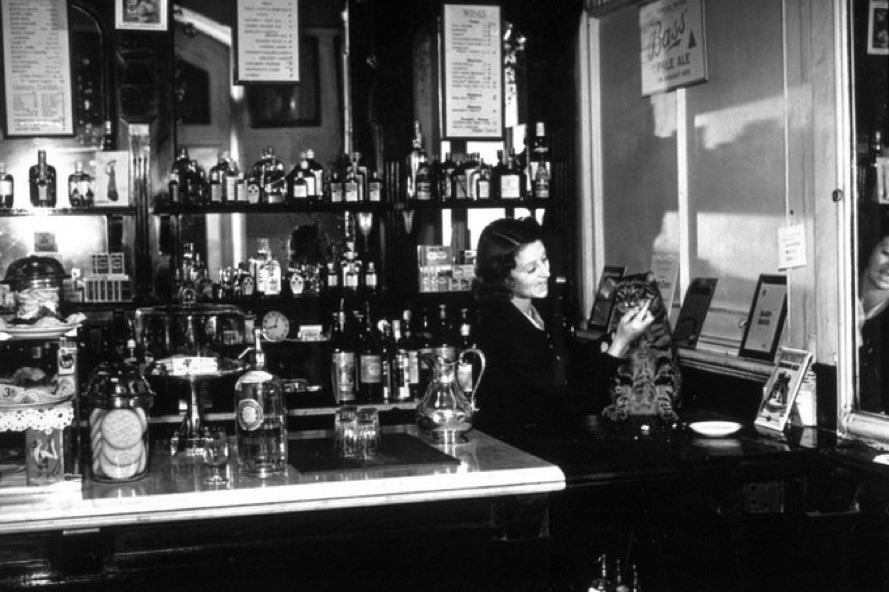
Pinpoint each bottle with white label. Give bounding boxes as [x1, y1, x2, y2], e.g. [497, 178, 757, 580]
[68, 161, 94, 207]
[0, 162, 13, 209]
[234, 329, 287, 477]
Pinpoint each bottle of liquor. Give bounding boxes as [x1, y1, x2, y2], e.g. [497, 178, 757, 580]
[304, 149, 324, 199]
[170, 147, 190, 203]
[499, 148, 525, 200]
[192, 160, 208, 206]
[453, 154, 473, 200]
[432, 304, 457, 362]
[208, 151, 229, 205]
[325, 262, 340, 294]
[368, 170, 383, 202]
[328, 166, 344, 203]
[589, 554, 612, 592]
[406, 120, 424, 200]
[352, 152, 368, 201]
[414, 152, 432, 201]
[466, 153, 482, 200]
[397, 309, 422, 399]
[439, 152, 456, 201]
[379, 320, 396, 402]
[357, 308, 383, 404]
[102, 120, 115, 151]
[391, 320, 411, 401]
[225, 155, 240, 203]
[630, 564, 640, 592]
[67, 161, 94, 208]
[0, 162, 13, 209]
[417, 308, 436, 392]
[29, 150, 57, 207]
[475, 158, 491, 200]
[530, 121, 551, 199]
[290, 169, 309, 201]
[614, 559, 629, 592]
[264, 248, 283, 296]
[330, 310, 357, 404]
[364, 261, 378, 294]
[456, 307, 475, 394]
[234, 328, 287, 477]
[344, 161, 360, 203]
[262, 146, 287, 204]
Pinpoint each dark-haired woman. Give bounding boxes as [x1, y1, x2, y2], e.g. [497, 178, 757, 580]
[472, 217, 652, 437]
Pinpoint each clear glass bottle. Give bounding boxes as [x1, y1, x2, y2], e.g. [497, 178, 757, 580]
[368, 170, 383, 202]
[305, 148, 324, 199]
[29, 149, 57, 207]
[530, 121, 551, 199]
[0, 161, 14, 209]
[234, 329, 287, 477]
[208, 151, 230, 204]
[68, 161, 94, 207]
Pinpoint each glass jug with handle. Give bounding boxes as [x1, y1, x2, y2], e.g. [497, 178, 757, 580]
[416, 348, 486, 443]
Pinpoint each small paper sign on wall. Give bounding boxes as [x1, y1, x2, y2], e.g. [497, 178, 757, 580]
[235, 0, 300, 84]
[639, 0, 708, 96]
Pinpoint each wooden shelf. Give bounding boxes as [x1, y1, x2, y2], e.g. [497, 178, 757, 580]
[0, 206, 136, 217]
[154, 201, 385, 215]
[401, 198, 566, 210]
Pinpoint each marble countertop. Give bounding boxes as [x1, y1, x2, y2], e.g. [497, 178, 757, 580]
[0, 425, 565, 535]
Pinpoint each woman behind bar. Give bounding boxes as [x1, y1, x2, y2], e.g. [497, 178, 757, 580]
[859, 218, 889, 413]
[472, 217, 653, 436]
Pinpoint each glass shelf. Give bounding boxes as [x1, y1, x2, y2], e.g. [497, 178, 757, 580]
[0, 207, 136, 217]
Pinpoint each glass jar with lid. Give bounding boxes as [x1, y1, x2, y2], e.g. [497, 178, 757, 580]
[85, 361, 155, 482]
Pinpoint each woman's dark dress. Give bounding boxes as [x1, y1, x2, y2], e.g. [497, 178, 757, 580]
[474, 299, 622, 436]
[860, 305, 889, 413]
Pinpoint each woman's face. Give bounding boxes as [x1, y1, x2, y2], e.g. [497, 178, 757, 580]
[867, 236, 889, 290]
[510, 240, 550, 300]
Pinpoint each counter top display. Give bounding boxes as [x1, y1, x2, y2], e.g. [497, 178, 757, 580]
[0, 424, 565, 535]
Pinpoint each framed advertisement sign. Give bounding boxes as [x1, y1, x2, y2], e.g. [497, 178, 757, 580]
[234, 0, 300, 84]
[639, 0, 708, 96]
[115, 0, 168, 32]
[739, 274, 787, 361]
[442, 3, 503, 139]
[1, 0, 74, 137]
[754, 347, 813, 432]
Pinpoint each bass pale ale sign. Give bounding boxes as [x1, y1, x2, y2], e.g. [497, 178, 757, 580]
[639, 0, 708, 96]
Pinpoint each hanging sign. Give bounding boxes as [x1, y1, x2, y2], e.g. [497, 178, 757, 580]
[639, 0, 708, 96]
[1, 0, 74, 136]
[442, 3, 503, 139]
[235, 0, 300, 84]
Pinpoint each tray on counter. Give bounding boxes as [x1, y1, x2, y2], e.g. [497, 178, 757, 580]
[288, 433, 460, 474]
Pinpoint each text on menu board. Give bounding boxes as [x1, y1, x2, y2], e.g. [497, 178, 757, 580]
[639, 0, 708, 96]
[443, 4, 502, 139]
[236, 0, 300, 83]
[1, 0, 73, 136]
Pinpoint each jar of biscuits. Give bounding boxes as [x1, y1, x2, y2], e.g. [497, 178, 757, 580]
[86, 361, 154, 482]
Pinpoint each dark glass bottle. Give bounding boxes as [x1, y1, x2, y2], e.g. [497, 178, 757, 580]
[499, 148, 525, 200]
[432, 304, 457, 362]
[414, 152, 432, 201]
[305, 149, 324, 199]
[0, 161, 14, 209]
[397, 310, 422, 400]
[330, 311, 357, 405]
[368, 170, 383, 202]
[456, 307, 475, 394]
[357, 309, 383, 404]
[475, 158, 491, 200]
[208, 151, 229, 205]
[530, 121, 551, 199]
[68, 161, 94, 207]
[29, 150, 57, 207]
[439, 152, 456, 201]
[380, 321, 396, 402]
[262, 146, 287, 204]
[417, 308, 436, 392]
[406, 120, 424, 200]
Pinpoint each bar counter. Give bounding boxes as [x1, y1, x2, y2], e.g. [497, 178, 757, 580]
[0, 425, 565, 535]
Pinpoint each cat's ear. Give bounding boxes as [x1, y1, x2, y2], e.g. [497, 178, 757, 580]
[644, 271, 656, 283]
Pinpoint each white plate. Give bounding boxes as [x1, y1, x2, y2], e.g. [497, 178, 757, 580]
[0, 325, 78, 340]
[688, 420, 743, 438]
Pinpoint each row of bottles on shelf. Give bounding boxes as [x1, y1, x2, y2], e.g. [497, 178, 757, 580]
[0, 148, 115, 210]
[173, 237, 379, 304]
[405, 120, 552, 202]
[167, 146, 383, 207]
[329, 302, 476, 406]
[588, 554, 641, 592]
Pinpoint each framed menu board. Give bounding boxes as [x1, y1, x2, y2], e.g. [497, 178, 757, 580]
[1, 0, 74, 136]
[442, 3, 503, 140]
[234, 0, 300, 84]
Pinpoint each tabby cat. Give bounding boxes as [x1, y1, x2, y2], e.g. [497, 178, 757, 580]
[601, 272, 682, 423]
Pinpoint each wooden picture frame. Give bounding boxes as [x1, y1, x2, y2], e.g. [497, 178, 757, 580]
[1, 0, 75, 137]
[587, 265, 625, 335]
[754, 347, 813, 432]
[441, 3, 504, 140]
[867, 0, 889, 56]
[739, 274, 788, 361]
[115, 0, 168, 32]
[234, 0, 300, 84]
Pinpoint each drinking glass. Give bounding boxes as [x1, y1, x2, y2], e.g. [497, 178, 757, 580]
[201, 427, 230, 485]
[334, 406, 359, 457]
[356, 407, 381, 460]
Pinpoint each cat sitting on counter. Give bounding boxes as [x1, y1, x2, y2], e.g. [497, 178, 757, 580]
[601, 271, 682, 423]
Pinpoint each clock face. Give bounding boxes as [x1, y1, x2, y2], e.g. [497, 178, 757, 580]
[261, 310, 290, 341]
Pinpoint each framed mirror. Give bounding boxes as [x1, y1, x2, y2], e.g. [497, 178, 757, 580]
[840, 0, 889, 446]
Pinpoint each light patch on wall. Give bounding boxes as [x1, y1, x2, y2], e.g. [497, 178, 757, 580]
[695, 211, 781, 282]
[693, 95, 784, 149]
[652, 210, 679, 253]
[650, 92, 677, 139]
